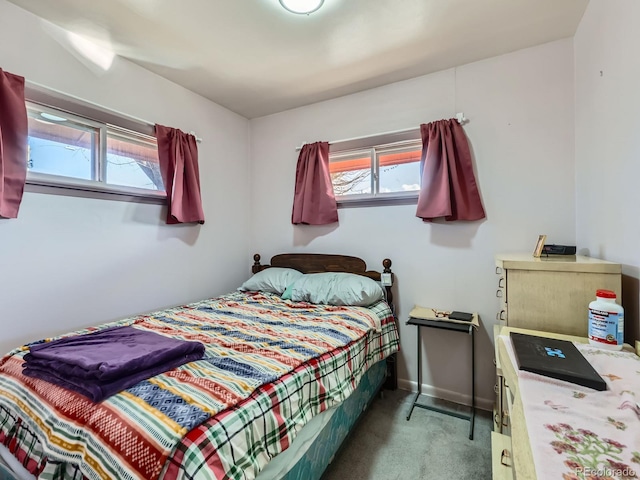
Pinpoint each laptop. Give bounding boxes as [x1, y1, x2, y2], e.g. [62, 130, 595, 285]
[510, 333, 607, 391]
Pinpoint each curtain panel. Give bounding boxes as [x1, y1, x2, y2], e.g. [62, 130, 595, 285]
[155, 124, 205, 225]
[416, 119, 485, 222]
[291, 141, 338, 225]
[0, 69, 28, 219]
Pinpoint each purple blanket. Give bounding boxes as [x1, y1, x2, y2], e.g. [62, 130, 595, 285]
[22, 326, 205, 402]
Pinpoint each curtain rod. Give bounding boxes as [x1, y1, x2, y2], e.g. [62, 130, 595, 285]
[25, 80, 203, 143]
[294, 112, 467, 151]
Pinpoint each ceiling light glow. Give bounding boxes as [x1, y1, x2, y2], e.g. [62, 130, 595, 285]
[279, 0, 324, 15]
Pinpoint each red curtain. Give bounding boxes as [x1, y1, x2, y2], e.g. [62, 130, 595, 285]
[0, 69, 27, 219]
[291, 141, 338, 225]
[416, 119, 485, 222]
[155, 124, 205, 224]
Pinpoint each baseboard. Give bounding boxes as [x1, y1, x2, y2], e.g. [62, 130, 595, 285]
[397, 379, 493, 412]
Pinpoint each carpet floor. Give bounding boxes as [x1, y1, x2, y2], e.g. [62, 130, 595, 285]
[322, 389, 493, 480]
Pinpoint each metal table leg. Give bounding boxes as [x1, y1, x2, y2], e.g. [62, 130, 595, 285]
[405, 317, 477, 441]
[469, 325, 475, 440]
[406, 326, 422, 421]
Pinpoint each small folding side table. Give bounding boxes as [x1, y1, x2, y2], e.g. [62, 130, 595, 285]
[405, 306, 479, 440]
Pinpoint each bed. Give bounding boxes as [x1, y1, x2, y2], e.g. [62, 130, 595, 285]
[0, 253, 399, 480]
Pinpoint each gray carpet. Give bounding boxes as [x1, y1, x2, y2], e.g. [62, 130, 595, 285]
[322, 389, 493, 480]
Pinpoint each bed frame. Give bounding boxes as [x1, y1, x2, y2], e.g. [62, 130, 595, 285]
[252, 253, 395, 311]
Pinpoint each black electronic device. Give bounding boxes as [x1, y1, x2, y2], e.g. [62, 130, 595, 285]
[542, 244, 577, 255]
[448, 311, 473, 321]
[510, 333, 607, 391]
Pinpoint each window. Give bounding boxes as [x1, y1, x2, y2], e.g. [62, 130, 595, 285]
[105, 127, 163, 191]
[329, 139, 422, 205]
[25, 98, 165, 200]
[27, 105, 98, 181]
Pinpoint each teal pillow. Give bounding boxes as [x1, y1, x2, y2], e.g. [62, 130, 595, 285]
[290, 272, 384, 307]
[238, 268, 304, 295]
[281, 282, 296, 300]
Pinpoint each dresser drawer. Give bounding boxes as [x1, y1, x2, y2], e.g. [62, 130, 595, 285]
[494, 254, 621, 336]
[501, 383, 513, 437]
[495, 267, 508, 324]
[493, 325, 505, 433]
[491, 431, 514, 480]
[493, 401, 501, 433]
[493, 378, 504, 433]
[493, 325, 503, 377]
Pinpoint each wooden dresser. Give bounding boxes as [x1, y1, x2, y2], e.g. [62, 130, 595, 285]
[494, 254, 622, 337]
[491, 326, 637, 479]
[492, 327, 589, 480]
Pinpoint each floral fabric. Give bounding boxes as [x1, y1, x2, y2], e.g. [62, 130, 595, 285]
[501, 336, 640, 479]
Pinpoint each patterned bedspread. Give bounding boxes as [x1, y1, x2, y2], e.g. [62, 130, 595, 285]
[0, 292, 399, 480]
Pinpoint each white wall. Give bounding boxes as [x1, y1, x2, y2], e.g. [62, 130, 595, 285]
[575, 0, 640, 343]
[0, 0, 592, 410]
[249, 39, 576, 408]
[0, 0, 251, 353]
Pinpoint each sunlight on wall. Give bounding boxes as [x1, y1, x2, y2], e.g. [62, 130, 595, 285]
[40, 19, 115, 74]
[66, 31, 115, 71]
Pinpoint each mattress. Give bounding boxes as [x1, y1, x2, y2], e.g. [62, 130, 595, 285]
[0, 446, 30, 480]
[0, 291, 399, 480]
[0, 360, 388, 480]
[261, 358, 388, 480]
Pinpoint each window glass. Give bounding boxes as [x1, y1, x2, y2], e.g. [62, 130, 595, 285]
[328, 139, 422, 202]
[27, 110, 97, 181]
[25, 100, 165, 199]
[329, 150, 372, 196]
[106, 128, 164, 191]
[378, 147, 421, 194]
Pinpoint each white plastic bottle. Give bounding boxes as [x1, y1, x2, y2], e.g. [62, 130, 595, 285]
[588, 289, 624, 350]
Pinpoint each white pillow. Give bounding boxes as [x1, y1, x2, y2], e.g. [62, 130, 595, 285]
[238, 268, 304, 295]
[289, 272, 384, 307]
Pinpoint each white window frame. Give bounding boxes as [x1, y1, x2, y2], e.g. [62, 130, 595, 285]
[329, 134, 423, 208]
[24, 84, 166, 203]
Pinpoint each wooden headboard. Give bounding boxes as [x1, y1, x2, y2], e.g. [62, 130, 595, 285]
[251, 253, 395, 311]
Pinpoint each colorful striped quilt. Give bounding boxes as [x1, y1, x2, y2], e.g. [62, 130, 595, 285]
[0, 292, 399, 480]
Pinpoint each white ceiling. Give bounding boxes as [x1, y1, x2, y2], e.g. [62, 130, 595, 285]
[8, 0, 589, 118]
